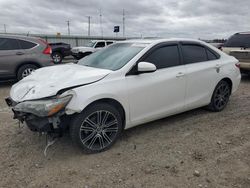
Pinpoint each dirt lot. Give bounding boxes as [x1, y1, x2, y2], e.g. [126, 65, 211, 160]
[0, 76, 250, 188]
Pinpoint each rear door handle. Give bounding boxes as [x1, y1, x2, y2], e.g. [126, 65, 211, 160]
[215, 64, 221, 72]
[176, 72, 185, 78]
[16, 52, 24, 55]
[215, 64, 221, 68]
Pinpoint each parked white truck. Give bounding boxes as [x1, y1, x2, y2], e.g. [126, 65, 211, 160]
[71, 40, 114, 60]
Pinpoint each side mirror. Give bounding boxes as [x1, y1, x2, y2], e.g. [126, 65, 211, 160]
[137, 62, 156, 73]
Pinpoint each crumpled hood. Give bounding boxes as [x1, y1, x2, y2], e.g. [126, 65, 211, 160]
[10, 63, 111, 102]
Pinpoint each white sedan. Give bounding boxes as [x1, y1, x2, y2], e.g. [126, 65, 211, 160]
[6, 39, 241, 153]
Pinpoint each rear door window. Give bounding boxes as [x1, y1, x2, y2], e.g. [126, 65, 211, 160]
[143, 45, 181, 69]
[182, 44, 208, 64]
[18, 39, 37, 49]
[0, 38, 20, 50]
[206, 49, 218, 60]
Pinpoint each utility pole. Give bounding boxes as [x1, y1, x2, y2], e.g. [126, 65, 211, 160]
[86, 16, 91, 36]
[66, 20, 70, 35]
[99, 9, 103, 37]
[4, 24, 6, 33]
[122, 9, 125, 37]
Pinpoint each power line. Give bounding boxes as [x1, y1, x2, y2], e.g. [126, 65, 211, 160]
[3, 24, 6, 33]
[66, 20, 70, 35]
[99, 9, 103, 37]
[123, 9, 125, 37]
[86, 16, 91, 36]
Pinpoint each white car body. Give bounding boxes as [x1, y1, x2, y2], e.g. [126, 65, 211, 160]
[10, 38, 241, 130]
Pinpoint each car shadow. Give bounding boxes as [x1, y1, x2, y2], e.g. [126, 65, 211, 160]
[241, 74, 250, 83]
[0, 79, 16, 88]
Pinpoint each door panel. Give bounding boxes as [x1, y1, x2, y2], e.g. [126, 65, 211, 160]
[0, 38, 26, 77]
[180, 43, 222, 110]
[184, 60, 220, 109]
[126, 65, 186, 126]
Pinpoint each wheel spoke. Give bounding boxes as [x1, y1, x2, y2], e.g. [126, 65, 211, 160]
[102, 111, 110, 125]
[98, 135, 105, 149]
[102, 132, 112, 144]
[104, 120, 118, 128]
[104, 127, 118, 133]
[80, 126, 95, 132]
[84, 118, 97, 129]
[81, 131, 96, 144]
[88, 135, 98, 149]
[97, 111, 102, 125]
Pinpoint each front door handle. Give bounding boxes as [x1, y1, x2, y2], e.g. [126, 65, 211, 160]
[176, 72, 185, 78]
[16, 52, 24, 55]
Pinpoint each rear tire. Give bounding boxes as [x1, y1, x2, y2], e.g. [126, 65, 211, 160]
[206, 80, 231, 112]
[52, 52, 63, 63]
[17, 64, 38, 81]
[70, 103, 123, 153]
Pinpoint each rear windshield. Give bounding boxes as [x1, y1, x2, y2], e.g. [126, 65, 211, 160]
[224, 34, 250, 48]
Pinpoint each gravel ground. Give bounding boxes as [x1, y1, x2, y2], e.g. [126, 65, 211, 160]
[0, 76, 250, 188]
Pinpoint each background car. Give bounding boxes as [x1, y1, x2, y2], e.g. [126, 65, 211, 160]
[71, 40, 114, 60]
[0, 34, 54, 80]
[221, 32, 250, 75]
[50, 42, 72, 63]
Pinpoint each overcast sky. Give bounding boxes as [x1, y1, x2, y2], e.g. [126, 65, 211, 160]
[0, 0, 249, 39]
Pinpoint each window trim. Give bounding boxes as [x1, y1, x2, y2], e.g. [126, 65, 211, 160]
[0, 37, 21, 51]
[126, 42, 182, 76]
[0, 37, 39, 51]
[180, 41, 220, 65]
[17, 39, 39, 50]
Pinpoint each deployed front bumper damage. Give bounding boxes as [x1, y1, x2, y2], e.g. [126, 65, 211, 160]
[5, 97, 71, 134]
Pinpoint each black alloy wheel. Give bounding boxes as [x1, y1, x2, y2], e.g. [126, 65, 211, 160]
[70, 103, 123, 153]
[207, 80, 231, 112]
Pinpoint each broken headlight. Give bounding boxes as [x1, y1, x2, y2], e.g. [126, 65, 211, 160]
[13, 95, 72, 117]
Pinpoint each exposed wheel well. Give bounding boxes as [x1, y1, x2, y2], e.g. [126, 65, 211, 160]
[84, 98, 126, 130]
[221, 77, 233, 94]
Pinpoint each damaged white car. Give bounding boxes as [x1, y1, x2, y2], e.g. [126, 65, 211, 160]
[6, 39, 241, 153]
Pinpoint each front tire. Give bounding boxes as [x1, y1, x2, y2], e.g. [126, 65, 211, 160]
[70, 103, 123, 153]
[207, 80, 231, 112]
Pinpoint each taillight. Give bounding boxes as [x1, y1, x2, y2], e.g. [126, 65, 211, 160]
[38, 38, 52, 55]
[235, 63, 240, 69]
[43, 45, 52, 55]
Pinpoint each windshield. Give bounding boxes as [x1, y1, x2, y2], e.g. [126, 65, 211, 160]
[78, 43, 145, 71]
[85, 41, 96, 47]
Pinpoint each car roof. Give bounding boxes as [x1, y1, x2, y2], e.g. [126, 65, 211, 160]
[0, 34, 40, 41]
[235, 31, 250, 35]
[119, 38, 205, 45]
